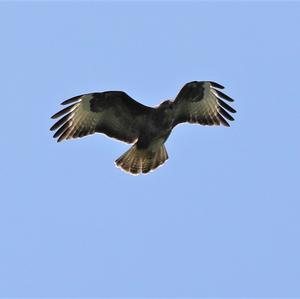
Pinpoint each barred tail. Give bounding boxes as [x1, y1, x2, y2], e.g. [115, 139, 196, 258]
[115, 144, 168, 175]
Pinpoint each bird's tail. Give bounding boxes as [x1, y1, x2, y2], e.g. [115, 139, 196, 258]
[115, 144, 168, 175]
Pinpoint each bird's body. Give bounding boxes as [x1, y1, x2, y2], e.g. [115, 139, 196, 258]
[50, 81, 236, 175]
[135, 102, 173, 148]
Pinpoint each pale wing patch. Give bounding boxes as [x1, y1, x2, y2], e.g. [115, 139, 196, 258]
[188, 82, 220, 125]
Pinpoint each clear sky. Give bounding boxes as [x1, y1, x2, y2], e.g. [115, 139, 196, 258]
[1, 1, 299, 298]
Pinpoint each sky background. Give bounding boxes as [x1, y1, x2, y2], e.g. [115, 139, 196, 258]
[1, 1, 299, 298]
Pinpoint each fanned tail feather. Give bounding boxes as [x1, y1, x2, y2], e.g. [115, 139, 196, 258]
[115, 144, 168, 175]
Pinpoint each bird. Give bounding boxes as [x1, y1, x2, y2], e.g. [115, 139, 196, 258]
[50, 81, 236, 175]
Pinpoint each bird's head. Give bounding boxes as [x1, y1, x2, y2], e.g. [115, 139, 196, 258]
[159, 99, 174, 111]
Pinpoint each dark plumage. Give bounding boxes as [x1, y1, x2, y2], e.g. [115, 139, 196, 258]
[50, 81, 236, 175]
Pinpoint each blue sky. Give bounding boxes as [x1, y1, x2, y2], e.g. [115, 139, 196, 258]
[1, 1, 300, 298]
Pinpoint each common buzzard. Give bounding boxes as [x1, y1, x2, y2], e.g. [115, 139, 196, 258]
[50, 81, 236, 175]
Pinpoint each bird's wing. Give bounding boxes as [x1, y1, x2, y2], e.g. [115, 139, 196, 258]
[50, 91, 153, 143]
[172, 81, 236, 127]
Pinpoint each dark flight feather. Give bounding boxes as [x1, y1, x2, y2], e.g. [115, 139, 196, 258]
[218, 99, 236, 113]
[217, 113, 230, 127]
[61, 95, 82, 105]
[50, 113, 72, 131]
[209, 81, 224, 89]
[51, 104, 77, 119]
[219, 106, 235, 121]
[214, 89, 234, 102]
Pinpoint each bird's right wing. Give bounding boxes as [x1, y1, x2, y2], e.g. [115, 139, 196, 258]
[172, 81, 236, 127]
[50, 91, 153, 143]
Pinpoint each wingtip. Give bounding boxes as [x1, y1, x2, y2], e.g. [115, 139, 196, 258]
[60, 100, 70, 105]
[222, 121, 231, 127]
[210, 81, 225, 89]
[51, 112, 62, 119]
[60, 95, 81, 105]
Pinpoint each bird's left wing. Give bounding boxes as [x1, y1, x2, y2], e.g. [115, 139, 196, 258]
[50, 91, 152, 143]
[172, 81, 236, 127]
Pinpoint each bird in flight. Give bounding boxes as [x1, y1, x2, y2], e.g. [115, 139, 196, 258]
[50, 81, 236, 175]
